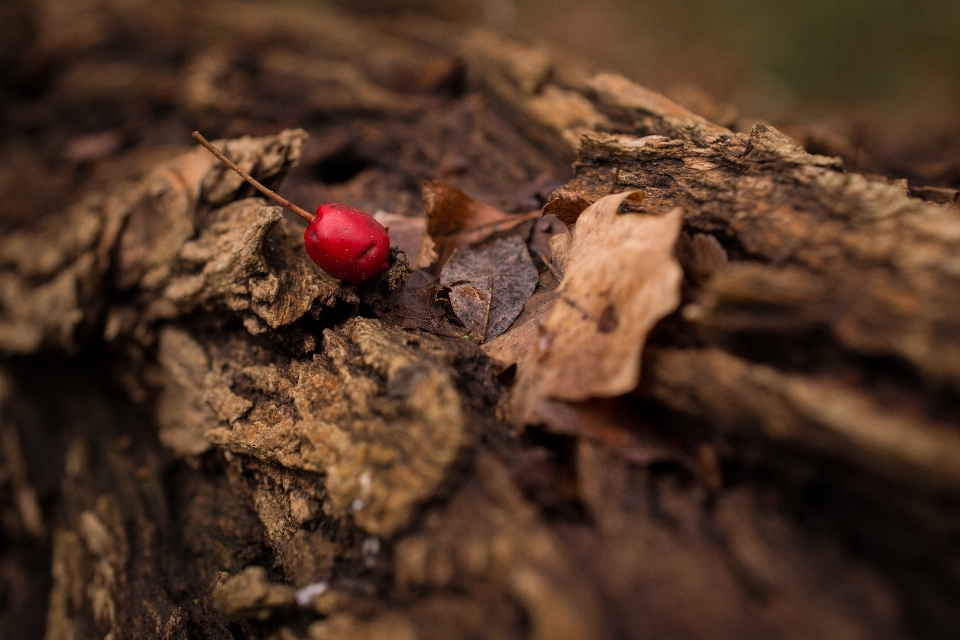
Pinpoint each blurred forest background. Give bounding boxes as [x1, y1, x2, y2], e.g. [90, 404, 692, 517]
[3, 0, 959, 186]
[335, 0, 960, 183]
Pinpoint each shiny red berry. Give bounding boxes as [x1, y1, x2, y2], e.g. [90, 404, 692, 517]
[303, 204, 391, 284]
[192, 131, 392, 285]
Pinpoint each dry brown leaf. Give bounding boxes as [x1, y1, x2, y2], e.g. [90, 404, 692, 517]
[439, 237, 538, 342]
[510, 191, 683, 424]
[413, 180, 540, 272]
[541, 189, 643, 225]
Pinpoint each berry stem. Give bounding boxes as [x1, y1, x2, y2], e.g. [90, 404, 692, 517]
[192, 131, 314, 222]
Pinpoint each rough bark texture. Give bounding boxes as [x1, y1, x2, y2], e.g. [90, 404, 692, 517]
[2, 1, 959, 639]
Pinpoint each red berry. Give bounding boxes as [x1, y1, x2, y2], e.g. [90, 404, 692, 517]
[191, 132, 392, 285]
[303, 203, 391, 284]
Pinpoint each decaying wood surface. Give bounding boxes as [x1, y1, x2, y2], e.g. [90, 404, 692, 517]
[2, 1, 960, 639]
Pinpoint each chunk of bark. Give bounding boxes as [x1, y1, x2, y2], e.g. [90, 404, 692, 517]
[0, 129, 322, 355]
[116, 129, 308, 291]
[570, 126, 960, 389]
[166, 317, 470, 536]
[212, 567, 296, 621]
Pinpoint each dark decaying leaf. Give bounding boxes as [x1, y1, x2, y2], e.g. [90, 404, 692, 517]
[439, 236, 538, 342]
[414, 180, 540, 272]
[386, 269, 465, 338]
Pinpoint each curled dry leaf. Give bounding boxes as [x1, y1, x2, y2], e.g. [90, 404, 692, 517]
[542, 189, 642, 226]
[510, 191, 683, 425]
[541, 189, 594, 225]
[413, 180, 540, 271]
[439, 236, 539, 342]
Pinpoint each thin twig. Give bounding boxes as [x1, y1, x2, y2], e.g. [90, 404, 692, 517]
[609, 159, 622, 194]
[192, 131, 314, 222]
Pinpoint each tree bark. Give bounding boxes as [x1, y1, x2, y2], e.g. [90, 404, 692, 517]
[1, 1, 959, 639]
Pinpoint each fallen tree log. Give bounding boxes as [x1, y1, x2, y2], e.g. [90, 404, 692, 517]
[1, 1, 959, 639]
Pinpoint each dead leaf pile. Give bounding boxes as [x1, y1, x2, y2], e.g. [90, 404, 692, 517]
[391, 182, 686, 465]
[384, 180, 551, 342]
